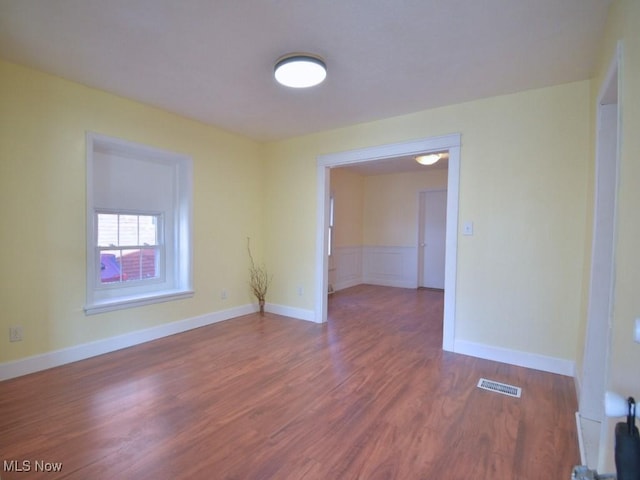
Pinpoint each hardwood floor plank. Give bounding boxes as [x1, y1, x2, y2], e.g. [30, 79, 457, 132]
[0, 285, 579, 479]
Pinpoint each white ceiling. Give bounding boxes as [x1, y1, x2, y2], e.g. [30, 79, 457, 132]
[0, 0, 610, 142]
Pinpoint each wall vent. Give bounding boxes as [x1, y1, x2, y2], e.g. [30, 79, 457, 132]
[477, 378, 522, 398]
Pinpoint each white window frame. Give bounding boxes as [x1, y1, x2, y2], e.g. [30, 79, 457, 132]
[85, 133, 193, 315]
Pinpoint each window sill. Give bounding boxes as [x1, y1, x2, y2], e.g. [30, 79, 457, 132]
[85, 289, 194, 315]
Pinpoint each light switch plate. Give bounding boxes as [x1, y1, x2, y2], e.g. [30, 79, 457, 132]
[635, 318, 640, 344]
[463, 221, 474, 236]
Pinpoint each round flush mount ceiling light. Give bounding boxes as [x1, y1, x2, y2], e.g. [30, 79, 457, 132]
[415, 153, 442, 166]
[274, 53, 327, 88]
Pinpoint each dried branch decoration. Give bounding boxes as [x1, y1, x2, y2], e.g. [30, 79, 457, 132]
[247, 237, 271, 314]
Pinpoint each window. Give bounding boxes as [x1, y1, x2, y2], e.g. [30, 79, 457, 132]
[85, 133, 193, 314]
[328, 194, 335, 256]
[97, 212, 162, 284]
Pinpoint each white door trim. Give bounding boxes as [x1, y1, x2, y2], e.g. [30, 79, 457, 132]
[579, 41, 622, 471]
[316, 133, 461, 351]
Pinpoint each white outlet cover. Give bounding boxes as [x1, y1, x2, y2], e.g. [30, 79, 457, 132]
[9, 326, 23, 342]
[463, 221, 474, 236]
[635, 318, 640, 344]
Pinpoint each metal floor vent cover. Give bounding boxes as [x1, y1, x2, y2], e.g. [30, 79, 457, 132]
[477, 378, 522, 398]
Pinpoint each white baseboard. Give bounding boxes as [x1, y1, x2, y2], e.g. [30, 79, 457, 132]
[0, 304, 255, 382]
[1, 307, 575, 382]
[453, 339, 576, 377]
[266, 303, 318, 323]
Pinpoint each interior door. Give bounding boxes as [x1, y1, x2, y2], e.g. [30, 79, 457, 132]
[419, 190, 447, 289]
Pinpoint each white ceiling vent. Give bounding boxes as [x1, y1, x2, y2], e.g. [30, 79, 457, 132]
[477, 378, 522, 398]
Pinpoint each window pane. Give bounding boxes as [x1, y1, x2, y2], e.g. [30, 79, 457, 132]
[139, 215, 158, 246]
[329, 196, 335, 226]
[141, 248, 160, 279]
[100, 250, 123, 283]
[96, 213, 161, 286]
[118, 248, 160, 281]
[119, 215, 138, 246]
[120, 249, 141, 281]
[97, 214, 118, 247]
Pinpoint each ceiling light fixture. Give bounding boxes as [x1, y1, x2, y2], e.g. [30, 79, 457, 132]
[274, 53, 327, 88]
[415, 153, 441, 166]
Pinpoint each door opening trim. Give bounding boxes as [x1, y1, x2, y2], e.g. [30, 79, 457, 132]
[315, 133, 461, 351]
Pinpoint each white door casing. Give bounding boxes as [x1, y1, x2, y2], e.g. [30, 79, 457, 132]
[579, 41, 622, 471]
[316, 133, 461, 352]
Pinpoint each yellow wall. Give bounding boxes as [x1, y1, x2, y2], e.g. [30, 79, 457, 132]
[604, 0, 640, 406]
[0, 60, 264, 363]
[363, 169, 448, 246]
[590, 0, 640, 470]
[262, 139, 318, 308]
[265, 80, 591, 362]
[329, 168, 364, 248]
[1, 53, 594, 374]
[330, 167, 448, 249]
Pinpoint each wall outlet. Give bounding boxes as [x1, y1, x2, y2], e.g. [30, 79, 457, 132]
[221, 289, 228, 300]
[297, 285, 304, 296]
[9, 326, 23, 342]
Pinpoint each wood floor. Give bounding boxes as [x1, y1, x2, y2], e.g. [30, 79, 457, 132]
[0, 285, 579, 479]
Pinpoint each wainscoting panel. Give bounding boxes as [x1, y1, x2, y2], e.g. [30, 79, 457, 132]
[332, 246, 363, 291]
[363, 246, 418, 289]
[332, 245, 419, 291]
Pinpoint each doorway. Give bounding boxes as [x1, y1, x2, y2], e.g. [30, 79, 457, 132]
[315, 133, 461, 351]
[418, 189, 447, 289]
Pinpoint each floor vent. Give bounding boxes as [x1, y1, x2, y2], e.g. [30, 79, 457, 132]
[477, 378, 522, 398]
